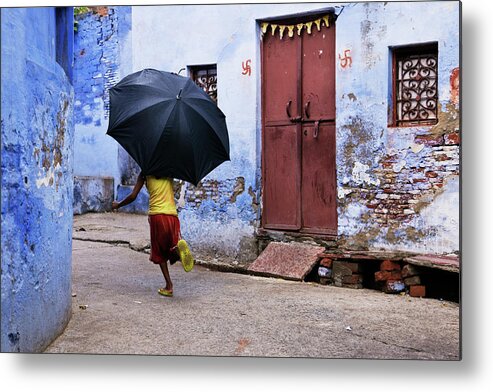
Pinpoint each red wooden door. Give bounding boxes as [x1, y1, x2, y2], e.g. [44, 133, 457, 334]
[262, 17, 337, 235]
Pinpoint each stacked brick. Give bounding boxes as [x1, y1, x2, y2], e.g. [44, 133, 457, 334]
[402, 264, 426, 297]
[375, 260, 405, 293]
[317, 257, 333, 285]
[315, 255, 427, 298]
[332, 261, 363, 289]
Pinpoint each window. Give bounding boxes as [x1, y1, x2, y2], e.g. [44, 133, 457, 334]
[391, 43, 438, 127]
[189, 64, 217, 103]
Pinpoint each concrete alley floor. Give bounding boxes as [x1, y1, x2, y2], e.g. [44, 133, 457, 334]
[45, 213, 460, 359]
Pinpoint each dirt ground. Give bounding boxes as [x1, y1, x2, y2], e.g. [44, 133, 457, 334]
[45, 213, 460, 359]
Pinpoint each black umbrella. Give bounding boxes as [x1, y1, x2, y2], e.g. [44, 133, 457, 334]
[107, 68, 230, 186]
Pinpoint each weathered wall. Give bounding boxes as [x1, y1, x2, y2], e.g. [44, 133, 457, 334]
[1, 7, 74, 352]
[335, 1, 460, 254]
[73, 176, 114, 214]
[131, 3, 331, 263]
[109, 2, 459, 262]
[73, 6, 132, 197]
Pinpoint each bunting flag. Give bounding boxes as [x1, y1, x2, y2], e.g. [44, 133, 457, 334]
[279, 25, 286, 39]
[260, 14, 332, 40]
[287, 25, 295, 38]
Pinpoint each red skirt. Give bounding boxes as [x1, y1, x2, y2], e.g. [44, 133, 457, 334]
[148, 214, 181, 264]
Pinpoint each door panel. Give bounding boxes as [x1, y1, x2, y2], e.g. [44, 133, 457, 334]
[301, 123, 337, 234]
[263, 125, 301, 230]
[262, 31, 301, 125]
[301, 25, 336, 121]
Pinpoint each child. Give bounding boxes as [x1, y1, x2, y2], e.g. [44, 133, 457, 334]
[112, 172, 194, 297]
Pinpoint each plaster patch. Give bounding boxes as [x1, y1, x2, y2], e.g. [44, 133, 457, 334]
[180, 210, 254, 260]
[339, 202, 368, 236]
[338, 187, 353, 199]
[35, 164, 60, 188]
[392, 160, 407, 173]
[410, 142, 425, 154]
[351, 161, 380, 186]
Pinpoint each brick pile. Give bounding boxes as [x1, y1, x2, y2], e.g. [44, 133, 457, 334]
[402, 263, 426, 297]
[332, 261, 363, 289]
[317, 257, 333, 285]
[375, 260, 405, 294]
[315, 254, 428, 298]
[316, 254, 369, 289]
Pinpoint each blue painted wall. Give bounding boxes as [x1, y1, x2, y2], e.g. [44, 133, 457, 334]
[72, 7, 132, 192]
[1, 7, 74, 352]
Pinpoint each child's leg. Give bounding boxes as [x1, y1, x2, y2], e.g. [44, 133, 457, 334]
[158, 261, 173, 292]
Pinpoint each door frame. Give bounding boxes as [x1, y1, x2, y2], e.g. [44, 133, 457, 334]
[259, 10, 338, 239]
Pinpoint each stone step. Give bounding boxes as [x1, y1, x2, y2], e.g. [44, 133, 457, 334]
[248, 241, 324, 281]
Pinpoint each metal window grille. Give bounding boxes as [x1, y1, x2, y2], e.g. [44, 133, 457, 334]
[394, 44, 438, 126]
[190, 65, 217, 103]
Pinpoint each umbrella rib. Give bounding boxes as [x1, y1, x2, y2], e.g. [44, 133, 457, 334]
[180, 103, 198, 182]
[108, 99, 175, 132]
[180, 100, 229, 154]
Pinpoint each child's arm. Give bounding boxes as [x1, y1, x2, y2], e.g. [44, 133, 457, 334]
[112, 172, 145, 210]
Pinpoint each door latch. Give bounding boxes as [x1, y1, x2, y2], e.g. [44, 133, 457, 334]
[313, 120, 320, 139]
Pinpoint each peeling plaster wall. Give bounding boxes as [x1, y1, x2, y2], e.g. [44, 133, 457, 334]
[1, 8, 74, 352]
[126, 2, 459, 260]
[335, 1, 460, 253]
[131, 3, 331, 262]
[73, 6, 132, 197]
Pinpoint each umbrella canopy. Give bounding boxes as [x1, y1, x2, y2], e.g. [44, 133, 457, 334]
[107, 68, 230, 186]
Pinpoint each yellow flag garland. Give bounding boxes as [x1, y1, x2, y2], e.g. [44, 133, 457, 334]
[287, 25, 295, 38]
[279, 25, 286, 39]
[305, 21, 313, 34]
[260, 15, 332, 40]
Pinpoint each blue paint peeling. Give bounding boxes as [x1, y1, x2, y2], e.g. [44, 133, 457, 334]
[73, 6, 132, 192]
[1, 7, 74, 352]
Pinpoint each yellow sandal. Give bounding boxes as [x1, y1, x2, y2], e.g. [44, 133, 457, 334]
[158, 288, 173, 297]
[176, 239, 194, 272]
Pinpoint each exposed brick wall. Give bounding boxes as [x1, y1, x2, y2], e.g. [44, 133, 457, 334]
[337, 104, 460, 251]
[173, 177, 253, 216]
[366, 131, 460, 225]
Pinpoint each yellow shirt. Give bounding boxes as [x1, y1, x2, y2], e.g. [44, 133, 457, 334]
[146, 176, 178, 216]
